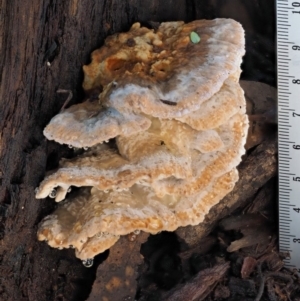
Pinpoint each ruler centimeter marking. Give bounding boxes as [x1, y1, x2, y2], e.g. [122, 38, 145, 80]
[277, 0, 300, 272]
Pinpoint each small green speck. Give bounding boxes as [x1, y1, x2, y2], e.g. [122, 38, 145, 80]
[190, 31, 201, 44]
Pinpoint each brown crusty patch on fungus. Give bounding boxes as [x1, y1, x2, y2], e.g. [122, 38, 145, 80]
[37, 169, 238, 260]
[83, 19, 244, 118]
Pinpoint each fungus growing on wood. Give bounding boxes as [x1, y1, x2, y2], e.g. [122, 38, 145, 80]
[36, 19, 248, 262]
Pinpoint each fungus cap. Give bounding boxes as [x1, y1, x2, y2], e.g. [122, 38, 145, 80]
[38, 169, 238, 260]
[83, 19, 245, 118]
[43, 101, 151, 148]
[35, 142, 192, 202]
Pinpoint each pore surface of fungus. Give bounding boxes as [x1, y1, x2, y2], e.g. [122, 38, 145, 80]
[36, 19, 248, 261]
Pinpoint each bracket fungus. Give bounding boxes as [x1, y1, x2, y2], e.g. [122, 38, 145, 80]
[36, 19, 249, 262]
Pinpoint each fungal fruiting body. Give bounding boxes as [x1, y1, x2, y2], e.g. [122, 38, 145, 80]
[36, 19, 248, 261]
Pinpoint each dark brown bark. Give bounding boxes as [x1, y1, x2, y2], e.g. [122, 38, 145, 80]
[162, 262, 230, 301]
[0, 1, 275, 300]
[87, 233, 149, 301]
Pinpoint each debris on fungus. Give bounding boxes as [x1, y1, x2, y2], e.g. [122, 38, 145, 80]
[36, 19, 248, 261]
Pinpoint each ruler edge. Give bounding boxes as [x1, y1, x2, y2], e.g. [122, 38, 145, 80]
[277, 0, 300, 271]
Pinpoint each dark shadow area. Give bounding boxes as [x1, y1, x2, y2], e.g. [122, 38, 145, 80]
[140, 232, 182, 289]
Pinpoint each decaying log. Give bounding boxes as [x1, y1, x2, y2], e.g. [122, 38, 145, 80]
[161, 262, 230, 301]
[245, 177, 276, 214]
[228, 277, 257, 299]
[241, 81, 277, 150]
[219, 214, 273, 253]
[241, 257, 258, 279]
[87, 232, 149, 301]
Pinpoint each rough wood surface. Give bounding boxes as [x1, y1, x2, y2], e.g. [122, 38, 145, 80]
[87, 232, 149, 301]
[219, 214, 273, 253]
[0, 1, 275, 300]
[162, 262, 230, 301]
[241, 81, 277, 150]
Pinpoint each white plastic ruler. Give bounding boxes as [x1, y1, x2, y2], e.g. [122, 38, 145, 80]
[277, 0, 300, 272]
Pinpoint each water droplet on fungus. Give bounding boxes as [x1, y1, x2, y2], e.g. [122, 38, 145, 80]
[128, 233, 137, 241]
[49, 189, 57, 198]
[82, 258, 94, 268]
